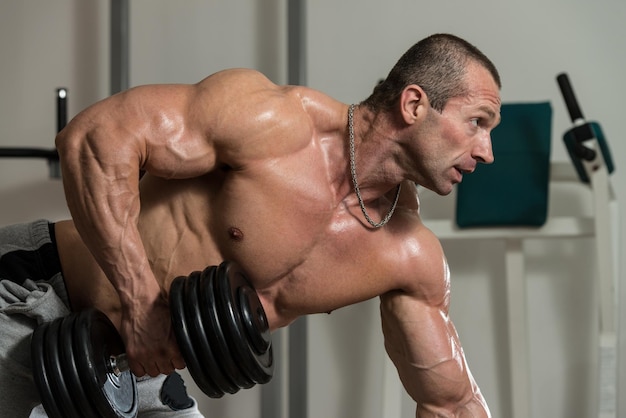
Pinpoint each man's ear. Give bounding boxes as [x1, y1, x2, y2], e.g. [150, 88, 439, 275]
[399, 85, 429, 125]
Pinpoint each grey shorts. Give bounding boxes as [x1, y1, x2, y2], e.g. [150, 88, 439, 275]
[0, 220, 204, 417]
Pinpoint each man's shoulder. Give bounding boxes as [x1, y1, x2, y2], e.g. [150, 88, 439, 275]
[197, 68, 274, 87]
[370, 201, 448, 297]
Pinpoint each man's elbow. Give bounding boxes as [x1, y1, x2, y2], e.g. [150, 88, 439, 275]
[55, 125, 80, 161]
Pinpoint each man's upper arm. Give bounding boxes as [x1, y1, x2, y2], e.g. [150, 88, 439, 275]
[57, 84, 224, 180]
[56, 69, 286, 180]
[380, 226, 489, 417]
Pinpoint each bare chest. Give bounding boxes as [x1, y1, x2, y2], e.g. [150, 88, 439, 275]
[210, 169, 348, 284]
[139, 172, 395, 327]
[213, 199, 391, 327]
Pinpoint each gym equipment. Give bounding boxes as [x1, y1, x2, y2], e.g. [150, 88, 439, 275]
[31, 260, 273, 418]
[557, 73, 614, 183]
[169, 261, 273, 398]
[0, 87, 64, 178]
[456, 101, 552, 228]
[557, 73, 618, 418]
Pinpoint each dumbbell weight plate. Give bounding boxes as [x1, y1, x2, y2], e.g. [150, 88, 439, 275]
[238, 285, 271, 354]
[183, 270, 238, 395]
[73, 309, 138, 418]
[170, 275, 224, 398]
[58, 314, 98, 416]
[198, 266, 255, 390]
[43, 317, 84, 418]
[31, 320, 67, 418]
[214, 261, 273, 384]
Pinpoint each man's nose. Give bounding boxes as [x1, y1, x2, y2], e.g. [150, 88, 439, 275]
[473, 134, 494, 164]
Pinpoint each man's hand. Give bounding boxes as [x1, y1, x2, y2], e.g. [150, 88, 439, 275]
[120, 294, 186, 377]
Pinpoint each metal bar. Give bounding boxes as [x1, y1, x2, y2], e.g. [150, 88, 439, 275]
[0, 86, 63, 179]
[504, 239, 531, 418]
[49, 87, 67, 178]
[110, 0, 129, 95]
[585, 153, 618, 418]
[427, 217, 596, 241]
[288, 317, 307, 418]
[0, 147, 60, 178]
[261, 2, 308, 417]
[261, 329, 288, 418]
[0, 148, 58, 159]
[56, 88, 67, 133]
[288, 1, 308, 418]
[287, 0, 306, 86]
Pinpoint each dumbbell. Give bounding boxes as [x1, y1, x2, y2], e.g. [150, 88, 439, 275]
[30, 261, 273, 418]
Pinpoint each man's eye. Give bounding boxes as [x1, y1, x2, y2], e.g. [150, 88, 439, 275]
[470, 118, 479, 127]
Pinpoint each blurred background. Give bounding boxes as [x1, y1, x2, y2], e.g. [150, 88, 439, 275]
[1, 1, 624, 417]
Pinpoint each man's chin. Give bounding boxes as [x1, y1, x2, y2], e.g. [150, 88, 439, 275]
[419, 183, 454, 196]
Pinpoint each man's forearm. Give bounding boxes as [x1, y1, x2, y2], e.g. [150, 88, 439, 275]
[415, 384, 490, 418]
[381, 293, 491, 418]
[392, 351, 490, 418]
[56, 123, 161, 307]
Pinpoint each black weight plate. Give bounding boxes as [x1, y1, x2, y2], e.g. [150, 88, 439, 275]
[73, 309, 137, 418]
[170, 275, 224, 398]
[214, 261, 273, 384]
[198, 266, 254, 389]
[44, 317, 83, 418]
[214, 262, 272, 383]
[236, 285, 273, 384]
[238, 286, 271, 354]
[58, 314, 98, 417]
[31, 321, 65, 418]
[184, 271, 237, 394]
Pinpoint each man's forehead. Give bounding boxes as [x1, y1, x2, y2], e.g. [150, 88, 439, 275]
[465, 75, 502, 113]
[448, 91, 500, 112]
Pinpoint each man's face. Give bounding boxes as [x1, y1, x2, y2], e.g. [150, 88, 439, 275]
[414, 63, 501, 195]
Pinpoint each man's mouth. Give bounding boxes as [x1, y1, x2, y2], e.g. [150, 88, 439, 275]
[456, 165, 475, 175]
[453, 166, 475, 183]
[453, 167, 464, 182]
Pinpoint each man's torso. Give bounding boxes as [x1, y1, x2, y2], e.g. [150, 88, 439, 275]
[56, 83, 437, 330]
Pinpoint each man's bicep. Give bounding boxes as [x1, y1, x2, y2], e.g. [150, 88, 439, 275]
[380, 291, 481, 415]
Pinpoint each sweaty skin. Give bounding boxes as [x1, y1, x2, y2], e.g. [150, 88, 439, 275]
[55, 64, 500, 417]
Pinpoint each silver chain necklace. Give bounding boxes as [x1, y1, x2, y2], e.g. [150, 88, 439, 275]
[348, 104, 401, 228]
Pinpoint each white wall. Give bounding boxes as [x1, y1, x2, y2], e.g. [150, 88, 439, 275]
[1, 1, 625, 418]
[0, 1, 108, 225]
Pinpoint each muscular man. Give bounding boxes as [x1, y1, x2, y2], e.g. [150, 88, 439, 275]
[2, 33, 501, 417]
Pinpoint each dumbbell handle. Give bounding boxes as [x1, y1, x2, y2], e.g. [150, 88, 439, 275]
[108, 354, 130, 377]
